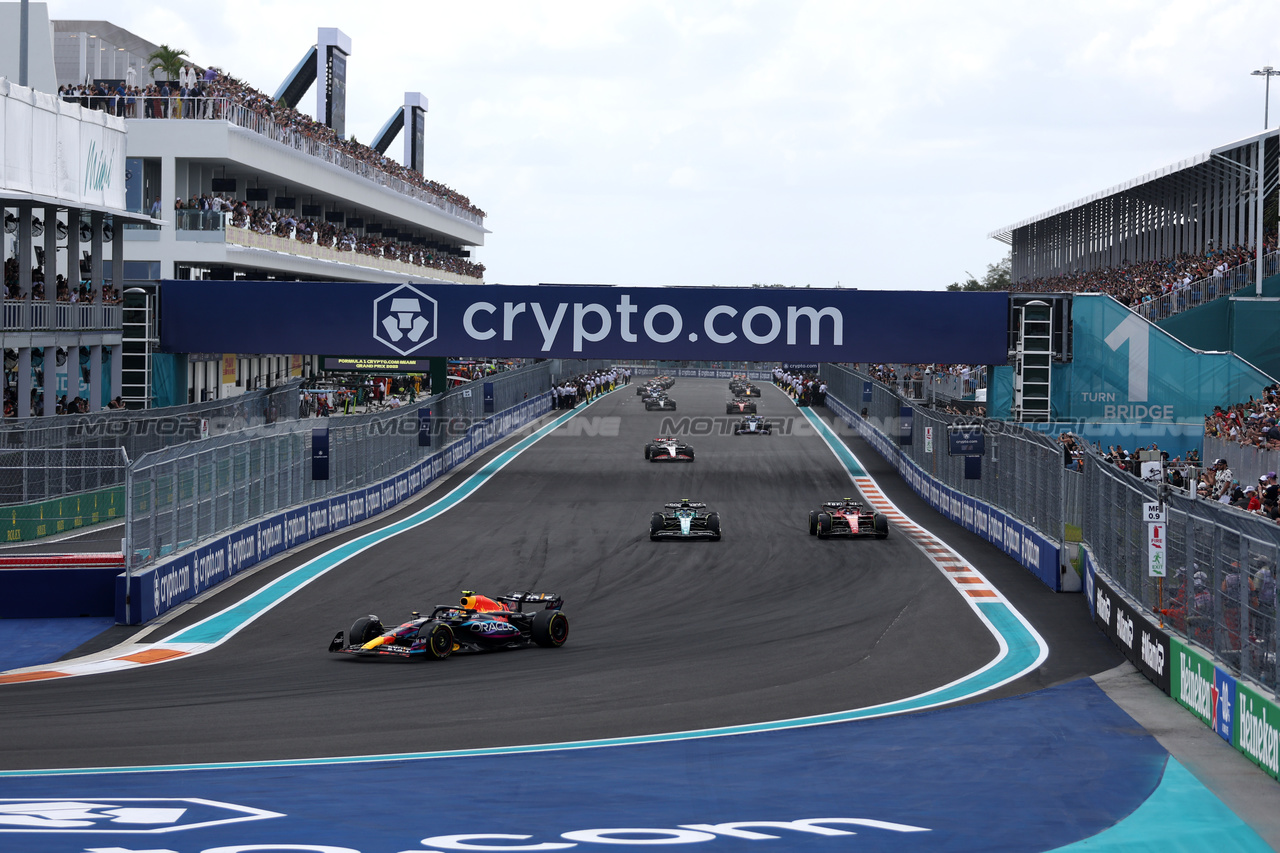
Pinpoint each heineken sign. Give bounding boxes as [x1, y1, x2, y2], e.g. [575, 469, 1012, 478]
[1236, 681, 1280, 779]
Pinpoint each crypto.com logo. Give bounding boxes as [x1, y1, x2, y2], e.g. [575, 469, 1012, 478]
[0, 798, 283, 833]
[374, 284, 438, 355]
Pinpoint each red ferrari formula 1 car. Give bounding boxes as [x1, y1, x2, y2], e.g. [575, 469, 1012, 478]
[328, 590, 568, 661]
[808, 498, 889, 539]
[726, 397, 758, 415]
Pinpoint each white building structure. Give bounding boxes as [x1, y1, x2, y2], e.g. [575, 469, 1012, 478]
[0, 75, 150, 415]
[48, 20, 488, 405]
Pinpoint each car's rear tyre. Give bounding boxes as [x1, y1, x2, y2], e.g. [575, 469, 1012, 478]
[685, 448, 694, 460]
[874, 513, 889, 539]
[808, 511, 818, 535]
[348, 615, 383, 647]
[644, 444, 653, 459]
[650, 512, 664, 540]
[707, 512, 721, 540]
[817, 512, 832, 539]
[532, 609, 569, 648]
[416, 620, 454, 660]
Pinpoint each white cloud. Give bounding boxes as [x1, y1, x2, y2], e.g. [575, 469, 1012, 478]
[34, 0, 1280, 288]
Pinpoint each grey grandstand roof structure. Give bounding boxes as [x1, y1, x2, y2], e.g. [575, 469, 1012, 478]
[989, 128, 1280, 282]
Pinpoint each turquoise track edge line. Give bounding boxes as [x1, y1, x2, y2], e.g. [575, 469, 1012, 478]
[1046, 758, 1273, 852]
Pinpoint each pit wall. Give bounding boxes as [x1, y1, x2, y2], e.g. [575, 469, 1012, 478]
[1083, 547, 1280, 781]
[116, 394, 553, 625]
[824, 392, 1063, 591]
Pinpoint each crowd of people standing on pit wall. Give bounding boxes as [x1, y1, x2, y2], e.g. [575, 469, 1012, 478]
[772, 367, 826, 406]
[553, 369, 629, 409]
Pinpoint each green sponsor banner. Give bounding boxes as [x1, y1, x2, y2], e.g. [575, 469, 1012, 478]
[1235, 681, 1280, 780]
[1170, 637, 1215, 728]
[0, 487, 123, 543]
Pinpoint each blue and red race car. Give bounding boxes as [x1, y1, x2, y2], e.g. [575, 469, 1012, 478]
[328, 590, 568, 661]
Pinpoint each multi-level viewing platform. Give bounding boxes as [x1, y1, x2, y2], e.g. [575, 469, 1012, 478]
[124, 96, 487, 284]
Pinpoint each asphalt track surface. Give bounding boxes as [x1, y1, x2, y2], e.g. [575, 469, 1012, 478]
[0, 378, 1129, 774]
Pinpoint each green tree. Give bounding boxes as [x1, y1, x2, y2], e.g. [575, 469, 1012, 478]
[947, 252, 1011, 291]
[146, 45, 190, 83]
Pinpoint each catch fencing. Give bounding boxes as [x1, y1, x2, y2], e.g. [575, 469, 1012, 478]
[125, 360, 607, 567]
[0, 382, 302, 506]
[820, 364, 1067, 543]
[821, 362, 1279, 699]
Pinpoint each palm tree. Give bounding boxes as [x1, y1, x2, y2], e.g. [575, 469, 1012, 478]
[146, 45, 189, 83]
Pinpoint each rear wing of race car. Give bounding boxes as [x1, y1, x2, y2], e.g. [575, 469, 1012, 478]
[664, 501, 707, 509]
[821, 500, 864, 509]
[496, 591, 564, 611]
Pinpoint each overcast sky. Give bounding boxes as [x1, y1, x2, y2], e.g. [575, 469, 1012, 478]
[40, 0, 1280, 289]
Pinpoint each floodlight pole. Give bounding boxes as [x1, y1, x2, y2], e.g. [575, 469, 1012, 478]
[1250, 66, 1280, 296]
[18, 0, 29, 87]
[1253, 66, 1280, 129]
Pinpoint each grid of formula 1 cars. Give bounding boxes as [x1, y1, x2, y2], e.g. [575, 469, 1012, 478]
[640, 375, 888, 543]
[329, 372, 886, 663]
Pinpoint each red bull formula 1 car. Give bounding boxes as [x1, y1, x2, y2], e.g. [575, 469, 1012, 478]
[328, 590, 568, 661]
[645, 437, 695, 461]
[808, 499, 889, 539]
[650, 499, 721, 541]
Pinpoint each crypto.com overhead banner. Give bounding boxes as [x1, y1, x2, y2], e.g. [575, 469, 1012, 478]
[159, 281, 1010, 363]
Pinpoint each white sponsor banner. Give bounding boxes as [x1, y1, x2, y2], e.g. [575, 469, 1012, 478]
[57, 109, 80, 199]
[4, 91, 33, 193]
[1, 80, 126, 210]
[30, 89, 58, 197]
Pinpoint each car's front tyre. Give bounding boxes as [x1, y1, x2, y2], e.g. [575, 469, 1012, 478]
[416, 620, 455, 660]
[348, 615, 384, 647]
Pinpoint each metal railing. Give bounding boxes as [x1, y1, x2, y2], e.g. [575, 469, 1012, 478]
[0, 447, 127, 506]
[129, 97, 485, 226]
[1130, 250, 1280, 323]
[0, 382, 302, 459]
[3, 300, 121, 331]
[125, 360, 609, 565]
[1081, 451, 1278, 694]
[1205, 434, 1280, 486]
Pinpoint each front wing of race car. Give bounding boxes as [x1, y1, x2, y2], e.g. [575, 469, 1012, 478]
[649, 520, 721, 540]
[811, 509, 889, 539]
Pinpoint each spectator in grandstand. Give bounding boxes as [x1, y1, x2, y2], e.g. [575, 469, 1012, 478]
[1010, 238, 1277, 311]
